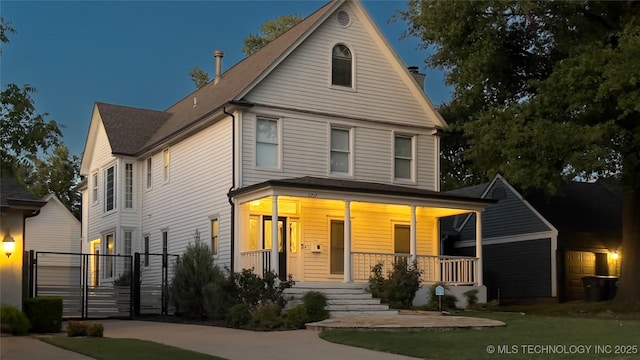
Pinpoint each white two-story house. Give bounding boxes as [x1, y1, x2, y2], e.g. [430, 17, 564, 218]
[80, 0, 492, 303]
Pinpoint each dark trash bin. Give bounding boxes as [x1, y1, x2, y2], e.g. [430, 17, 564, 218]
[582, 276, 618, 302]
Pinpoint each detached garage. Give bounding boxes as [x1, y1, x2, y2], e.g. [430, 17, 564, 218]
[443, 175, 623, 303]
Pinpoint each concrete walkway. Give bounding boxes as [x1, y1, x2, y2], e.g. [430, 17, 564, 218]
[307, 312, 506, 330]
[0, 335, 93, 360]
[102, 320, 421, 360]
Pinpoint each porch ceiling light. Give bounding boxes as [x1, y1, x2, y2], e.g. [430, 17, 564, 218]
[3, 234, 15, 258]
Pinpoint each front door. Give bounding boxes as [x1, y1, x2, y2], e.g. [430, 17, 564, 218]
[330, 220, 344, 274]
[264, 217, 287, 280]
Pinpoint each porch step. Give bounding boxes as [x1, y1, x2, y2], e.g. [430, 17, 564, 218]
[284, 282, 396, 318]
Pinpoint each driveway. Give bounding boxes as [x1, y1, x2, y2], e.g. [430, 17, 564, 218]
[103, 320, 422, 360]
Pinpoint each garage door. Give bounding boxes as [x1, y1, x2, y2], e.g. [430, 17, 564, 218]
[565, 251, 595, 300]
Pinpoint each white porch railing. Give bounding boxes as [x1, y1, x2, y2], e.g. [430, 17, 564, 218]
[352, 252, 477, 285]
[240, 250, 271, 275]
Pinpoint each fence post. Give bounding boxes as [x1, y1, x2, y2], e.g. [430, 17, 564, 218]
[133, 253, 141, 317]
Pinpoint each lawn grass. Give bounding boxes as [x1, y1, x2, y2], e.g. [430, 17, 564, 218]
[497, 301, 640, 320]
[42, 337, 227, 360]
[320, 312, 640, 360]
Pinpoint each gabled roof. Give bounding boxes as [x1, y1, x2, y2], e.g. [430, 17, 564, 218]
[96, 102, 172, 156]
[92, 0, 341, 156]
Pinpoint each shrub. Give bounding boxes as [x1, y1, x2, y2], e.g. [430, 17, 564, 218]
[0, 306, 30, 335]
[303, 291, 329, 322]
[424, 283, 458, 311]
[368, 260, 422, 309]
[463, 289, 479, 308]
[66, 321, 88, 337]
[23, 296, 63, 333]
[87, 323, 104, 337]
[170, 230, 218, 319]
[252, 303, 284, 331]
[203, 270, 238, 320]
[285, 305, 309, 329]
[231, 268, 294, 310]
[227, 303, 252, 329]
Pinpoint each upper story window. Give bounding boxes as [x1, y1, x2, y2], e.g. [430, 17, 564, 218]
[256, 117, 279, 168]
[91, 172, 98, 204]
[330, 127, 351, 175]
[146, 157, 152, 189]
[332, 44, 352, 87]
[163, 149, 170, 182]
[104, 165, 116, 212]
[125, 163, 133, 209]
[394, 135, 414, 181]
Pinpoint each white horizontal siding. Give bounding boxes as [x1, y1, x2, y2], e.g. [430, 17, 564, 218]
[86, 120, 119, 244]
[241, 110, 436, 189]
[141, 117, 233, 270]
[245, 2, 438, 128]
[25, 198, 81, 255]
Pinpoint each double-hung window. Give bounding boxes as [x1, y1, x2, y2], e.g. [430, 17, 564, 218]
[91, 172, 98, 204]
[146, 158, 152, 189]
[394, 135, 414, 181]
[211, 218, 219, 255]
[163, 149, 170, 182]
[330, 127, 351, 175]
[256, 117, 279, 168]
[104, 165, 116, 212]
[125, 163, 133, 209]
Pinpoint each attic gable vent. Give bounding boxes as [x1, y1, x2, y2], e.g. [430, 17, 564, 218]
[337, 10, 350, 27]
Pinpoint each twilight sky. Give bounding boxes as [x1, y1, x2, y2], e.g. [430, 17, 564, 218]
[2, 0, 451, 157]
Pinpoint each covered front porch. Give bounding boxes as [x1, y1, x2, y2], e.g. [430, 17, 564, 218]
[231, 177, 491, 287]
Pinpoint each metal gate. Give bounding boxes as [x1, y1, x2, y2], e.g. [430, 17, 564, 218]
[28, 251, 178, 319]
[134, 252, 179, 316]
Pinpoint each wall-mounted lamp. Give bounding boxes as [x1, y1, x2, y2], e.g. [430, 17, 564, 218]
[3, 234, 16, 258]
[612, 252, 620, 260]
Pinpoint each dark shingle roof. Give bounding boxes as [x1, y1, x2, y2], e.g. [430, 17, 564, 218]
[230, 176, 495, 205]
[97, 0, 340, 155]
[446, 182, 489, 198]
[1, 176, 46, 211]
[96, 103, 172, 156]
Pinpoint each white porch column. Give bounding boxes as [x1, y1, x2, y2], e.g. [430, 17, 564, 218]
[271, 195, 279, 274]
[410, 205, 417, 263]
[475, 210, 483, 286]
[343, 200, 352, 283]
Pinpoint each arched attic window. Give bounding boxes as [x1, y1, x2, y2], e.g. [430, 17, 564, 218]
[332, 44, 352, 87]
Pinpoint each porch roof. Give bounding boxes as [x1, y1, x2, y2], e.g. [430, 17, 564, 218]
[230, 177, 495, 207]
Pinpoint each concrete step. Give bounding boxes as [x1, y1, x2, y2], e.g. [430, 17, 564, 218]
[329, 309, 399, 317]
[326, 304, 390, 311]
[327, 298, 381, 305]
[285, 288, 369, 295]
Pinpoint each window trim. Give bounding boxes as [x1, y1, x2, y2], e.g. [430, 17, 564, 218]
[328, 125, 354, 177]
[146, 157, 153, 190]
[124, 163, 134, 209]
[393, 223, 411, 255]
[143, 234, 150, 267]
[255, 116, 282, 170]
[91, 172, 98, 205]
[103, 232, 115, 279]
[329, 43, 356, 91]
[392, 133, 416, 183]
[209, 216, 219, 256]
[104, 164, 117, 213]
[162, 149, 170, 183]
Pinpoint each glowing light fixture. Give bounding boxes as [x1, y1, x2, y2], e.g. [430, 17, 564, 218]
[3, 234, 16, 258]
[612, 252, 619, 260]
